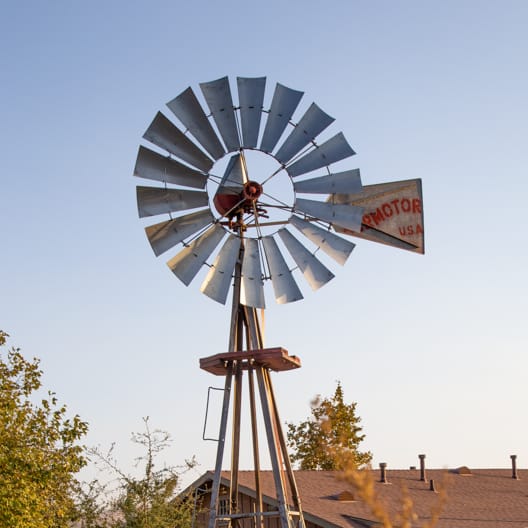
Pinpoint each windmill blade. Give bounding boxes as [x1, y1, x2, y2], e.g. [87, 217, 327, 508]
[260, 82, 304, 153]
[261, 236, 303, 304]
[278, 229, 334, 291]
[143, 112, 213, 172]
[237, 77, 266, 148]
[290, 215, 355, 265]
[286, 132, 355, 177]
[134, 146, 208, 189]
[240, 238, 265, 308]
[137, 186, 209, 218]
[275, 103, 335, 164]
[213, 154, 247, 216]
[167, 224, 225, 286]
[166, 87, 225, 160]
[145, 209, 214, 256]
[200, 76, 240, 152]
[217, 154, 246, 193]
[295, 198, 364, 233]
[200, 234, 240, 304]
[293, 169, 362, 195]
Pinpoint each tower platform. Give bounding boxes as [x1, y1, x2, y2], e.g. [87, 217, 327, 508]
[200, 347, 301, 375]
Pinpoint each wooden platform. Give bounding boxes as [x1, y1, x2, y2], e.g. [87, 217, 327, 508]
[200, 347, 301, 376]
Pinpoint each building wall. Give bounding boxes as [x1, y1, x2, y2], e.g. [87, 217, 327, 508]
[194, 488, 319, 528]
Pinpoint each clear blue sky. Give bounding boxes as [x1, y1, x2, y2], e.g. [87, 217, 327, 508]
[1, 1, 527, 486]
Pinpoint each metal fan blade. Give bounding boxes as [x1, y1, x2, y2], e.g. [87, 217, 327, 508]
[278, 229, 334, 291]
[213, 154, 247, 219]
[237, 77, 266, 148]
[200, 234, 240, 304]
[290, 215, 355, 265]
[240, 238, 265, 308]
[143, 112, 213, 172]
[295, 198, 364, 233]
[166, 224, 225, 286]
[145, 209, 214, 256]
[200, 76, 240, 152]
[166, 87, 225, 160]
[286, 133, 355, 177]
[260, 83, 304, 153]
[261, 236, 303, 304]
[275, 103, 335, 164]
[218, 154, 246, 191]
[137, 186, 209, 218]
[293, 169, 362, 195]
[134, 146, 208, 189]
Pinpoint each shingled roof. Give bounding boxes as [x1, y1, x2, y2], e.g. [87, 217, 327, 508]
[191, 467, 528, 528]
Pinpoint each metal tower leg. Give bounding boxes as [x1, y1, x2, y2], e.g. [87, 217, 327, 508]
[230, 361, 243, 519]
[255, 365, 293, 528]
[248, 368, 264, 528]
[265, 369, 305, 528]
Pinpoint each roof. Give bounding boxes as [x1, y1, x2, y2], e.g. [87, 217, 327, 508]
[190, 467, 528, 528]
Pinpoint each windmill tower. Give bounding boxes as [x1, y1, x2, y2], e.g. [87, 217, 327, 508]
[133, 76, 424, 528]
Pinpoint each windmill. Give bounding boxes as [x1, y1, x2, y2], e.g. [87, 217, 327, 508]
[133, 76, 424, 528]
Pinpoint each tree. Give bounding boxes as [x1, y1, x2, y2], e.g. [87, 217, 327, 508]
[287, 380, 447, 527]
[82, 417, 198, 528]
[287, 381, 372, 470]
[0, 330, 88, 528]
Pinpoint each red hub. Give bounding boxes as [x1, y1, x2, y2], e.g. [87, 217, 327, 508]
[214, 180, 268, 230]
[243, 180, 263, 201]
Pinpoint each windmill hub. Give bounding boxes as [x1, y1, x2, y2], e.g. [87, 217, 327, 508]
[209, 149, 292, 236]
[243, 180, 263, 201]
[212, 179, 268, 226]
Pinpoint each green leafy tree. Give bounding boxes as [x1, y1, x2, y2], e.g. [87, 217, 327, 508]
[84, 417, 197, 528]
[287, 381, 372, 470]
[0, 330, 88, 528]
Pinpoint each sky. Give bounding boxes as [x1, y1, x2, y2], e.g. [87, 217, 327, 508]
[1, 1, 528, 489]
